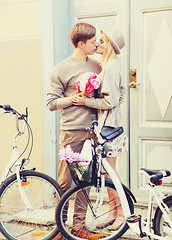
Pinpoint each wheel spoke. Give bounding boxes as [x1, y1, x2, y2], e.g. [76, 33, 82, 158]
[0, 171, 62, 240]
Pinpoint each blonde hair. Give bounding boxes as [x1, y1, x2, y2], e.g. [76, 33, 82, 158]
[100, 32, 117, 69]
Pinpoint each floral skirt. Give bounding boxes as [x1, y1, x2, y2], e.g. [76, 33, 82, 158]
[105, 132, 128, 158]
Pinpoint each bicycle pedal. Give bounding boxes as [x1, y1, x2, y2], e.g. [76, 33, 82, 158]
[127, 215, 141, 223]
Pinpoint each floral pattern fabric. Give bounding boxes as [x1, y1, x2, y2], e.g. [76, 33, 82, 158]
[106, 132, 128, 157]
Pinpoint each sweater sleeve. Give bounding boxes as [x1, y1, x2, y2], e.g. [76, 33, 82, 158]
[47, 70, 65, 111]
[85, 60, 124, 110]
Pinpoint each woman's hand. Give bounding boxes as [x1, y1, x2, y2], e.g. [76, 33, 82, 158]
[70, 93, 87, 105]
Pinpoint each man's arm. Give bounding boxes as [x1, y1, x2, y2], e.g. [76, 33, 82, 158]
[47, 96, 73, 111]
[47, 69, 74, 111]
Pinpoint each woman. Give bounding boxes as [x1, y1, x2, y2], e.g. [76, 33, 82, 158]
[70, 28, 128, 230]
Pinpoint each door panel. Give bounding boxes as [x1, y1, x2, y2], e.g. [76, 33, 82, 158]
[130, 0, 172, 199]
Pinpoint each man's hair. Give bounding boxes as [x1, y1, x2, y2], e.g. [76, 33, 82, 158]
[70, 22, 96, 48]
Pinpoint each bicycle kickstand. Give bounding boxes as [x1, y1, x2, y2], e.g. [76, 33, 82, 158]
[127, 215, 147, 238]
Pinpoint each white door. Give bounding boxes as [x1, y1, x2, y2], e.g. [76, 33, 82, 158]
[130, 0, 172, 199]
[69, 0, 130, 186]
[68, 0, 172, 199]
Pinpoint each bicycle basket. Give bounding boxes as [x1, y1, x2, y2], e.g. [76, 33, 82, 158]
[67, 160, 93, 185]
[61, 140, 98, 185]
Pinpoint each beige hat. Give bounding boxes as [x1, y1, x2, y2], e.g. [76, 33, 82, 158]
[104, 28, 125, 54]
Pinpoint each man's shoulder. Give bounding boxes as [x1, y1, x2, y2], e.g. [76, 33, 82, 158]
[51, 56, 74, 80]
[54, 56, 72, 71]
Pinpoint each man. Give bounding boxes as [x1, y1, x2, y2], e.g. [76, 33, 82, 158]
[47, 22, 101, 240]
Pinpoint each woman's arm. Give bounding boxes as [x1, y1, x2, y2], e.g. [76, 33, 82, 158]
[71, 60, 124, 110]
[70, 93, 112, 110]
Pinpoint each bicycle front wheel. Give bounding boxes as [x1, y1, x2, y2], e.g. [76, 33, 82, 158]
[153, 195, 172, 238]
[0, 170, 63, 240]
[56, 181, 134, 240]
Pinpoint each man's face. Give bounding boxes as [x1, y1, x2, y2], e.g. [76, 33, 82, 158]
[81, 36, 98, 55]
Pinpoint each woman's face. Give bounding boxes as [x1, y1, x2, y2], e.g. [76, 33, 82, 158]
[96, 33, 104, 55]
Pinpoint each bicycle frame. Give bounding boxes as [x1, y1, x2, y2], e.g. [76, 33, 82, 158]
[142, 184, 172, 240]
[92, 121, 172, 240]
[0, 137, 19, 183]
[92, 122, 132, 216]
[95, 155, 172, 239]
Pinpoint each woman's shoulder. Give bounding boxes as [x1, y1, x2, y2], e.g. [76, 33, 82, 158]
[106, 58, 121, 68]
[104, 59, 122, 75]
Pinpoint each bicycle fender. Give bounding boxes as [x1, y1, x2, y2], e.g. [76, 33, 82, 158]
[0, 169, 37, 188]
[122, 184, 137, 203]
[105, 178, 137, 203]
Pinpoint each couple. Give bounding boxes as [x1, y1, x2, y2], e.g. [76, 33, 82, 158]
[47, 22, 128, 240]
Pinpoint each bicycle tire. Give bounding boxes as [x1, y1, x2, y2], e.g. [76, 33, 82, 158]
[153, 195, 172, 237]
[55, 180, 134, 240]
[0, 170, 63, 240]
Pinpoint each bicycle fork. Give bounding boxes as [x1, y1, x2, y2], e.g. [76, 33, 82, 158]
[93, 170, 105, 215]
[16, 166, 34, 211]
[2, 144, 33, 211]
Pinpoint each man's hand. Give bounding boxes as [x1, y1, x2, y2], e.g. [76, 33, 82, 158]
[70, 93, 87, 105]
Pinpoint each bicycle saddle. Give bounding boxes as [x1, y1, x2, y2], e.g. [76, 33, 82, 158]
[140, 168, 171, 177]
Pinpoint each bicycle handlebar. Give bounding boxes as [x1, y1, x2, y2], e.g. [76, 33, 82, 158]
[91, 114, 112, 156]
[91, 114, 98, 127]
[0, 104, 33, 166]
[0, 105, 28, 119]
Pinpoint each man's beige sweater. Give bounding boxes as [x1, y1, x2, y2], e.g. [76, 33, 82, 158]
[47, 56, 101, 130]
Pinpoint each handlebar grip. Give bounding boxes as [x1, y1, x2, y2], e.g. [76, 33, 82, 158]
[103, 143, 112, 157]
[0, 105, 12, 111]
[91, 114, 98, 126]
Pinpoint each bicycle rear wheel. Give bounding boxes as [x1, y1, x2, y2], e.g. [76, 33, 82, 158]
[153, 195, 172, 238]
[0, 170, 63, 240]
[55, 180, 134, 240]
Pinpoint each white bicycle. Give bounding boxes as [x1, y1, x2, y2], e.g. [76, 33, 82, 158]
[55, 114, 172, 240]
[0, 105, 63, 240]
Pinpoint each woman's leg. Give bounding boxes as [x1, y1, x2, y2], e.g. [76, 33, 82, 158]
[106, 156, 121, 182]
[97, 156, 124, 229]
[106, 156, 124, 230]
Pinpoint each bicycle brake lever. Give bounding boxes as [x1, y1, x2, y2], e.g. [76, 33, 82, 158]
[86, 127, 93, 134]
[26, 108, 28, 118]
[18, 108, 28, 120]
